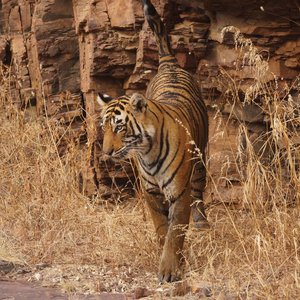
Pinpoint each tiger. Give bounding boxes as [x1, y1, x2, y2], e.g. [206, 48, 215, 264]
[97, 0, 209, 282]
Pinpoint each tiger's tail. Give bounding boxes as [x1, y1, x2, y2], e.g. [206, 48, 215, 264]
[141, 0, 175, 63]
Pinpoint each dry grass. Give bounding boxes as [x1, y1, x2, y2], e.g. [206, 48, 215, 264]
[0, 30, 300, 299]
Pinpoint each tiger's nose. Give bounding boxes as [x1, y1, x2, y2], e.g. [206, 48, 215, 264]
[105, 149, 113, 156]
[102, 149, 114, 161]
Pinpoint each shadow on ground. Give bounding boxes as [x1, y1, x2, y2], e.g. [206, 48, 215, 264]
[0, 279, 132, 300]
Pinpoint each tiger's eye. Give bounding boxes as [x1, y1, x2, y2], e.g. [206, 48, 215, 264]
[100, 122, 105, 131]
[115, 125, 123, 132]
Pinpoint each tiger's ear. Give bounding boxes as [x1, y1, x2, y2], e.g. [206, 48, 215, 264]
[130, 93, 147, 113]
[96, 92, 113, 108]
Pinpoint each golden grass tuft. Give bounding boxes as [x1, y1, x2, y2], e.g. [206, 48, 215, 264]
[0, 104, 161, 292]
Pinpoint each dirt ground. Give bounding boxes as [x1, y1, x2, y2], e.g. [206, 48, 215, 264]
[0, 279, 127, 300]
[0, 279, 133, 300]
[0, 260, 133, 300]
[0, 260, 215, 300]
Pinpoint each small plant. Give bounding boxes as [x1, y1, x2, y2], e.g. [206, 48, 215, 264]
[218, 26, 300, 209]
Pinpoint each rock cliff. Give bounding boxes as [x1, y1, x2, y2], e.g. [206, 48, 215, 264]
[1, 0, 299, 200]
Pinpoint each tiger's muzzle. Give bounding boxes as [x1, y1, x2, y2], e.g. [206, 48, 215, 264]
[102, 146, 129, 161]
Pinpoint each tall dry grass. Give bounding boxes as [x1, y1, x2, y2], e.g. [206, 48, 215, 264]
[0, 63, 159, 292]
[0, 27, 300, 299]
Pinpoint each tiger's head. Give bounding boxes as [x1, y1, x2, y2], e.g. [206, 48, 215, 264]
[97, 93, 156, 160]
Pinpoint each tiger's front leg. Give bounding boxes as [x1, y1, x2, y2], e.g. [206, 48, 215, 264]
[144, 189, 169, 246]
[159, 187, 192, 282]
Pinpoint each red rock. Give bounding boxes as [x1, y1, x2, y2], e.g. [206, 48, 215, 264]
[0, 0, 299, 197]
[107, 0, 135, 28]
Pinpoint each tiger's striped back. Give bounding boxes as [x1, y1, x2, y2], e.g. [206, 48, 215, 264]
[147, 66, 208, 153]
[143, 0, 208, 222]
[142, 0, 208, 150]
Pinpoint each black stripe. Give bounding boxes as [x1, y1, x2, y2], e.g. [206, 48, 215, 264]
[145, 189, 163, 196]
[139, 161, 154, 176]
[170, 187, 186, 204]
[152, 131, 170, 176]
[144, 132, 153, 154]
[148, 117, 165, 168]
[158, 89, 205, 128]
[162, 152, 186, 189]
[162, 141, 180, 174]
[105, 107, 115, 114]
[141, 175, 158, 187]
[132, 115, 142, 133]
[128, 120, 135, 135]
[151, 101, 174, 120]
[156, 91, 199, 122]
[159, 58, 177, 65]
[149, 100, 163, 114]
[148, 107, 159, 121]
[162, 102, 190, 125]
[168, 175, 191, 203]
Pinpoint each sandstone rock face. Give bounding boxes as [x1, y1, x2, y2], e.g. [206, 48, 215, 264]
[1, 0, 299, 200]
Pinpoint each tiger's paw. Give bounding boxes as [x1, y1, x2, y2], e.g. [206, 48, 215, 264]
[158, 252, 181, 283]
[193, 219, 210, 230]
[192, 209, 210, 230]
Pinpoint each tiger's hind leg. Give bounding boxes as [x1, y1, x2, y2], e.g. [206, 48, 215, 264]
[191, 162, 209, 229]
